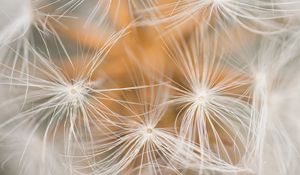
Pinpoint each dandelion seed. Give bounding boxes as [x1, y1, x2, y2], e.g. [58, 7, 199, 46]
[163, 29, 252, 172]
[132, 0, 300, 34]
[0, 33, 144, 160]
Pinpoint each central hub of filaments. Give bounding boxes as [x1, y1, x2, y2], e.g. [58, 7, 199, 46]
[195, 89, 210, 106]
[146, 128, 153, 134]
[140, 127, 155, 140]
[66, 84, 87, 103]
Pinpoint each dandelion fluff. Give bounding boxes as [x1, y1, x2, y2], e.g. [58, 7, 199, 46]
[0, 128, 70, 175]
[164, 29, 253, 173]
[131, 0, 300, 34]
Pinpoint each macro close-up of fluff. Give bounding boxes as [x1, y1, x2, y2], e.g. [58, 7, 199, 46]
[1, 0, 300, 175]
